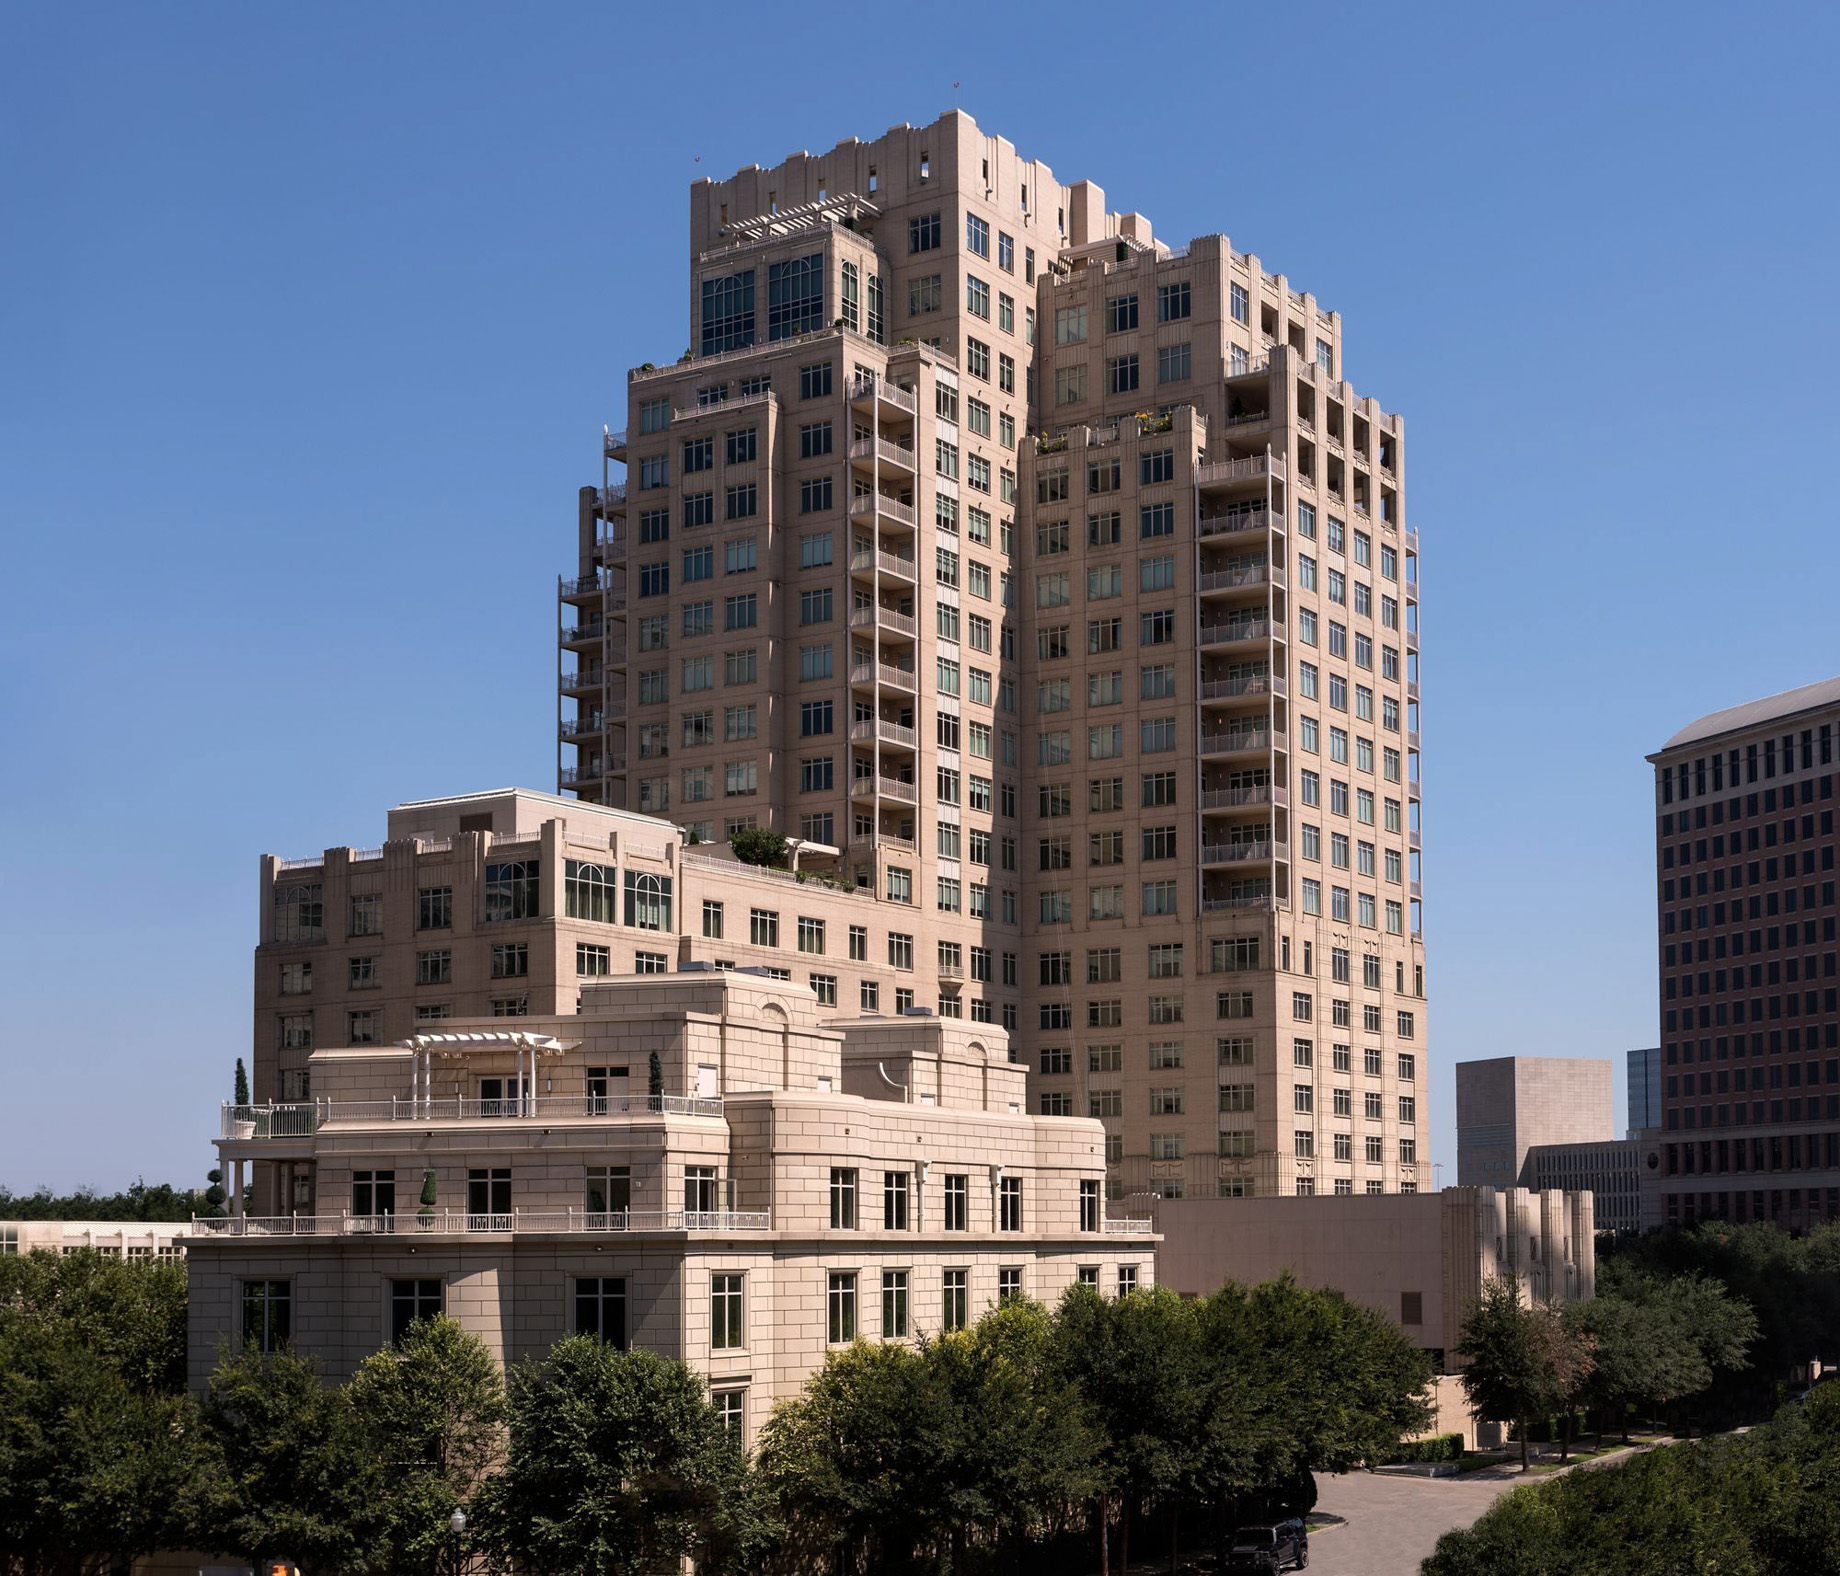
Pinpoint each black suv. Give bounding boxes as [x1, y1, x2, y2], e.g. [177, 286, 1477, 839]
[1223, 1518, 1309, 1572]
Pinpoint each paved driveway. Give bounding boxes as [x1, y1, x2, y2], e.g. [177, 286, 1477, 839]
[1306, 1469, 1522, 1575]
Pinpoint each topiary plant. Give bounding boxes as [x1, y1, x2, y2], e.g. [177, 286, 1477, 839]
[729, 827, 789, 869]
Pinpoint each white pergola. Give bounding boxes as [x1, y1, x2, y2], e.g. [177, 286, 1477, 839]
[401, 1030, 574, 1117]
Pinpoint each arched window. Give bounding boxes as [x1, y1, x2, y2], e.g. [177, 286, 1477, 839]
[565, 861, 615, 923]
[623, 870, 673, 932]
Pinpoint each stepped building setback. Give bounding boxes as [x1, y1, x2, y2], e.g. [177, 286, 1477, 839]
[559, 109, 1427, 1201]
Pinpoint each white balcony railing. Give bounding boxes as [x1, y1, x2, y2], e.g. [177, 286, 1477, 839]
[1197, 564, 1271, 593]
[190, 1207, 772, 1237]
[1196, 454, 1283, 488]
[1199, 621, 1272, 646]
[850, 718, 918, 748]
[849, 605, 917, 637]
[220, 1095, 724, 1139]
[849, 492, 917, 527]
[850, 662, 918, 691]
[1101, 1217, 1155, 1236]
[848, 437, 918, 469]
[851, 548, 918, 578]
[1198, 509, 1271, 539]
[1199, 729, 1272, 755]
[1200, 675, 1279, 701]
[848, 374, 917, 413]
[853, 775, 917, 804]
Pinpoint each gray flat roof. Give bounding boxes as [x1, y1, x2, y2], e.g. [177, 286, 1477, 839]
[1658, 675, 1840, 753]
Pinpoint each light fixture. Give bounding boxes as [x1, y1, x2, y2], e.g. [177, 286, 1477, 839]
[450, 1508, 467, 1535]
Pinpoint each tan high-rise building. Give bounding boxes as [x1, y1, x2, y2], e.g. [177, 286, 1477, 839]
[558, 110, 1427, 1200]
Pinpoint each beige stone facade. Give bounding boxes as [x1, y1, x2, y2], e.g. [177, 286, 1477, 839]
[197, 971, 1154, 1442]
[253, 786, 1022, 1217]
[0, 1221, 187, 1259]
[1152, 1185, 1595, 1372]
[560, 109, 1427, 1202]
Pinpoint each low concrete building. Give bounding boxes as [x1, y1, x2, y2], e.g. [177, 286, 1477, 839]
[1455, 1054, 1646, 1233]
[188, 971, 1155, 1444]
[0, 1220, 188, 1259]
[1153, 1185, 1595, 1372]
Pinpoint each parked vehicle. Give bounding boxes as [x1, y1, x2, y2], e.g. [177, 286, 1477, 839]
[1222, 1518, 1309, 1572]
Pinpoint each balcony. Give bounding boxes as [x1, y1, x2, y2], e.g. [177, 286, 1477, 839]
[603, 429, 627, 460]
[937, 958, 965, 981]
[560, 669, 605, 694]
[1198, 508, 1272, 542]
[558, 764, 603, 786]
[1201, 840, 1287, 866]
[848, 373, 917, 416]
[1202, 893, 1274, 913]
[849, 492, 917, 529]
[597, 483, 627, 512]
[850, 662, 918, 692]
[850, 548, 919, 582]
[595, 529, 627, 560]
[1201, 784, 1284, 811]
[1199, 674, 1284, 702]
[850, 717, 918, 749]
[191, 1207, 772, 1238]
[1101, 1217, 1156, 1236]
[1198, 563, 1275, 595]
[849, 437, 918, 473]
[849, 604, 918, 639]
[670, 387, 775, 426]
[851, 775, 918, 805]
[1199, 728, 1281, 759]
[1199, 619, 1273, 650]
[559, 571, 609, 601]
[561, 621, 605, 647]
[1196, 454, 1284, 490]
[559, 716, 605, 740]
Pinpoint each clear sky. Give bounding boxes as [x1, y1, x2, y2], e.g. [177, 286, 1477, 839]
[3, 2, 1837, 1195]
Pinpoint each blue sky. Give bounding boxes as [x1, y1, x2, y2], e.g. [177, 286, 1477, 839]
[3, 2, 1837, 1194]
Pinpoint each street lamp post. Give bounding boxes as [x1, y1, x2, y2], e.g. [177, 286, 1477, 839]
[448, 1508, 467, 1576]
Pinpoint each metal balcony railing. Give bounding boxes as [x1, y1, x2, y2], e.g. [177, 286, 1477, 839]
[190, 1207, 771, 1237]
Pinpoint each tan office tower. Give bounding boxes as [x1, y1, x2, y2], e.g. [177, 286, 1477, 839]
[559, 111, 1426, 1199]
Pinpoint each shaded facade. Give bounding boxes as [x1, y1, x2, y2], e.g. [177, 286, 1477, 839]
[1647, 677, 1840, 1231]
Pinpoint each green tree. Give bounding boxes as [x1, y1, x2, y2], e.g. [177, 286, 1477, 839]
[1053, 1283, 1206, 1572]
[0, 1180, 201, 1224]
[759, 1337, 952, 1572]
[190, 1343, 385, 1573]
[729, 827, 788, 868]
[1424, 1383, 1840, 1576]
[648, 1048, 665, 1101]
[1455, 1278, 1570, 1471]
[475, 1336, 768, 1575]
[345, 1317, 505, 1575]
[233, 1057, 250, 1106]
[943, 1300, 1102, 1561]
[0, 1253, 199, 1576]
[0, 1247, 189, 1394]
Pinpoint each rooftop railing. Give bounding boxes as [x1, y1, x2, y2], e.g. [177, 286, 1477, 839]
[220, 1095, 724, 1139]
[190, 1207, 772, 1237]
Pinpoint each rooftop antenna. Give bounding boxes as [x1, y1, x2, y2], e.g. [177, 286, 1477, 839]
[952, 81, 961, 109]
